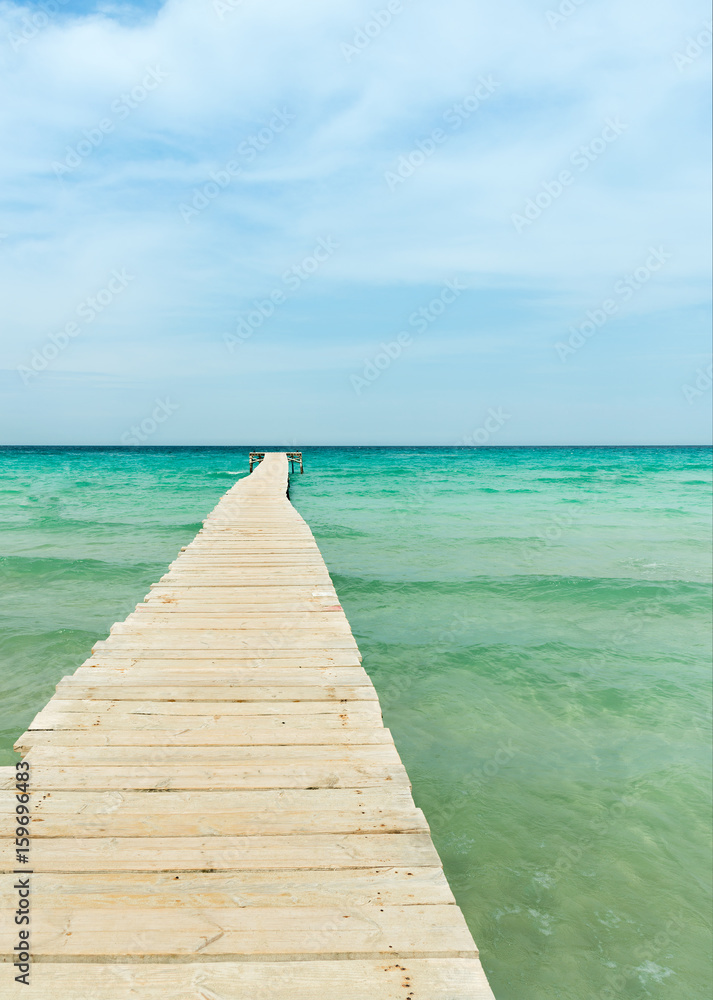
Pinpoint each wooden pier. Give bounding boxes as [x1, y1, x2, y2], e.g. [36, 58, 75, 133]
[2, 452, 495, 998]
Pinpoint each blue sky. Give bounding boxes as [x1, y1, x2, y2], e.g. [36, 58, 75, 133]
[0, 0, 710, 445]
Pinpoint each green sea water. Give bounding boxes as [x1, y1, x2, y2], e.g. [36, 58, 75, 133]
[0, 446, 711, 999]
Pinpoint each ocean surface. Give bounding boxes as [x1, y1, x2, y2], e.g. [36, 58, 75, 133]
[0, 445, 710, 999]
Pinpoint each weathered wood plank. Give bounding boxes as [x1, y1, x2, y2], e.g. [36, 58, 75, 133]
[4, 814, 427, 837]
[169, 558, 330, 567]
[55, 684, 378, 702]
[148, 586, 338, 600]
[0, 785, 416, 812]
[95, 632, 360, 650]
[27, 708, 381, 731]
[123, 613, 353, 629]
[2, 763, 409, 791]
[0, 833, 441, 871]
[84, 651, 363, 664]
[142, 601, 342, 612]
[66, 666, 369, 685]
[2, 959, 496, 999]
[0, 800, 428, 838]
[36, 699, 381, 718]
[158, 570, 334, 580]
[0, 904, 477, 959]
[23, 745, 399, 764]
[15, 728, 395, 751]
[0, 867, 452, 907]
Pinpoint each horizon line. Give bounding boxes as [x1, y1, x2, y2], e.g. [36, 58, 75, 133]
[1, 443, 711, 450]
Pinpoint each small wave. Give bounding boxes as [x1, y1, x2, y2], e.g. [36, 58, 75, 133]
[0, 554, 163, 584]
[11, 515, 203, 531]
[330, 573, 712, 613]
[313, 525, 370, 539]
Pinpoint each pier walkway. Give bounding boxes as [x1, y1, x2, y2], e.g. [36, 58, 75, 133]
[2, 452, 495, 998]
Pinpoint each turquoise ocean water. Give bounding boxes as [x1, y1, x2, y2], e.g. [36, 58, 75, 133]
[0, 446, 711, 998]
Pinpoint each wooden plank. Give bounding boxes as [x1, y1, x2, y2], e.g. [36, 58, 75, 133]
[173, 552, 326, 558]
[85, 651, 363, 664]
[95, 632, 360, 650]
[23, 744, 399, 764]
[0, 784, 417, 810]
[75, 660, 365, 674]
[54, 684, 378, 702]
[148, 585, 338, 595]
[0, 867, 452, 906]
[0, 904, 477, 959]
[25, 718, 380, 734]
[2, 763, 409, 790]
[0, 787, 426, 835]
[2, 959, 496, 999]
[123, 613, 353, 628]
[154, 582, 336, 591]
[36, 700, 381, 718]
[0, 833, 441, 871]
[14, 728, 395, 751]
[159, 577, 336, 585]
[61, 668, 370, 684]
[27, 709, 381, 732]
[4, 813, 427, 837]
[168, 561, 329, 567]
[66, 666, 369, 684]
[144, 583, 339, 596]
[142, 601, 343, 612]
[116, 622, 355, 635]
